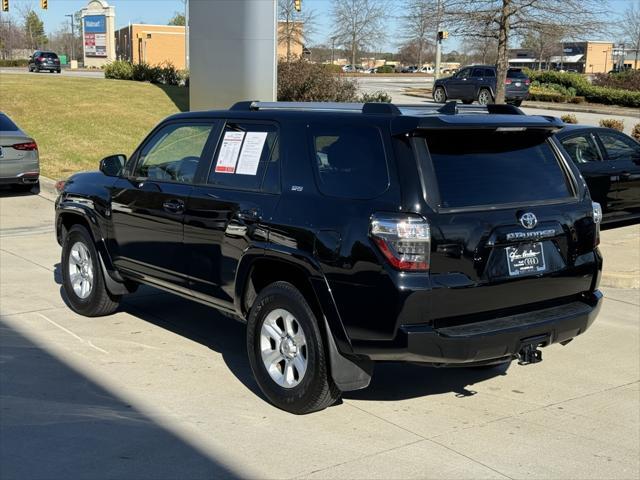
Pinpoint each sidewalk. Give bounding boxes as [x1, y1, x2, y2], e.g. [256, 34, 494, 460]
[599, 224, 640, 289]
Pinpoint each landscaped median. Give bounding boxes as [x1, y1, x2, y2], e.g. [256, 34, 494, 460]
[0, 73, 187, 179]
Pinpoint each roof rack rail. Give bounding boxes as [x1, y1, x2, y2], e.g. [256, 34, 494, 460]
[229, 101, 401, 115]
[436, 101, 525, 115]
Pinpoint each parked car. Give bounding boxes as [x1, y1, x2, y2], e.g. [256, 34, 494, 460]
[55, 101, 603, 414]
[0, 112, 40, 191]
[28, 51, 61, 73]
[433, 65, 530, 106]
[402, 65, 419, 73]
[341, 64, 355, 73]
[556, 125, 640, 224]
[419, 66, 434, 74]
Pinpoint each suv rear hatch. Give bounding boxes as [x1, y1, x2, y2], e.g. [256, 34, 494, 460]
[412, 126, 599, 325]
[506, 68, 530, 96]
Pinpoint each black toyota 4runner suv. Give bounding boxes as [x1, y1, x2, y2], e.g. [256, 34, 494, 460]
[55, 101, 603, 414]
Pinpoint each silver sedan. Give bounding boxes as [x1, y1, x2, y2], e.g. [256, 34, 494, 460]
[0, 112, 40, 191]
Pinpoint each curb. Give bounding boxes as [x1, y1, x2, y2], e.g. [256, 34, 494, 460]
[39, 176, 59, 199]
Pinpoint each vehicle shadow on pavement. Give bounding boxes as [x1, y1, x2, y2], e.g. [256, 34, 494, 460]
[0, 318, 240, 480]
[52, 265, 510, 404]
[0, 185, 40, 197]
[343, 362, 511, 402]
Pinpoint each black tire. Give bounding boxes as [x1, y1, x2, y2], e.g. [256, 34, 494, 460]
[247, 281, 341, 414]
[57, 69, 61, 74]
[477, 88, 493, 105]
[462, 99, 474, 105]
[61, 225, 121, 317]
[433, 86, 447, 103]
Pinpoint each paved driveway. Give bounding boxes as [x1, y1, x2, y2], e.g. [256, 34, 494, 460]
[1, 189, 638, 479]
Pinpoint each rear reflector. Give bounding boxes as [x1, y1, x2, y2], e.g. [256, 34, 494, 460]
[12, 142, 38, 151]
[371, 213, 431, 272]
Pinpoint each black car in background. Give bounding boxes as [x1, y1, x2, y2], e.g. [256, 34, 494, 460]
[556, 126, 640, 224]
[28, 51, 61, 73]
[433, 66, 530, 106]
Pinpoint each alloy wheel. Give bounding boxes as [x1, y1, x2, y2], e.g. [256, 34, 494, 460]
[68, 241, 94, 299]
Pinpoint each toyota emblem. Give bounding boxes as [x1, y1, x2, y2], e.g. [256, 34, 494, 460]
[519, 212, 538, 229]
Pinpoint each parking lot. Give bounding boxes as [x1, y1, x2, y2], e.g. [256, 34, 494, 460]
[1, 188, 638, 479]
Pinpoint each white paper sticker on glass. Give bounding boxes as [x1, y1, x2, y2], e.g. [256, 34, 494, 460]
[236, 132, 268, 175]
[215, 131, 245, 173]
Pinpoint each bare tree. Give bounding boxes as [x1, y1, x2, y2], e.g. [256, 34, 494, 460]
[621, 0, 640, 69]
[0, 15, 26, 59]
[278, 0, 316, 62]
[520, 24, 565, 70]
[449, 0, 604, 103]
[398, 0, 431, 66]
[330, 0, 389, 67]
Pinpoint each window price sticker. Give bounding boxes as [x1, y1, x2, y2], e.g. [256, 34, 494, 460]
[236, 132, 268, 175]
[215, 131, 245, 173]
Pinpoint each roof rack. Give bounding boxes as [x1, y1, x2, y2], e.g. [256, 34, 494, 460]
[230, 101, 402, 115]
[229, 100, 525, 116]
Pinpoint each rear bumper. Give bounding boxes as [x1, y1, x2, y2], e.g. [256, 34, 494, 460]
[0, 172, 39, 185]
[354, 290, 602, 365]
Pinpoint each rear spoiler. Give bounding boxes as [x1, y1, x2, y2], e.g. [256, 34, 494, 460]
[391, 101, 564, 136]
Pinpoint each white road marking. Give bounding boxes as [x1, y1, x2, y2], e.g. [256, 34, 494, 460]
[36, 312, 109, 354]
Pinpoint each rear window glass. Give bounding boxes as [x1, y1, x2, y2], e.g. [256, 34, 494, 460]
[41, 52, 58, 58]
[0, 114, 19, 131]
[310, 124, 389, 199]
[423, 130, 572, 208]
[507, 69, 527, 79]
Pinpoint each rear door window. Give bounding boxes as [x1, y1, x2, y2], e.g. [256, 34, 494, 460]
[484, 68, 496, 77]
[423, 130, 573, 208]
[598, 132, 640, 161]
[309, 124, 389, 199]
[207, 122, 279, 192]
[0, 114, 19, 131]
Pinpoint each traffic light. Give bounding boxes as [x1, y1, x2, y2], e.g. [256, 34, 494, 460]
[294, 0, 301, 12]
[40, 0, 47, 9]
[2, 0, 9, 12]
[437, 31, 449, 41]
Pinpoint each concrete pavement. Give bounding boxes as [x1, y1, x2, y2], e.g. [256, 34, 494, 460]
[0, 188, 638, 479]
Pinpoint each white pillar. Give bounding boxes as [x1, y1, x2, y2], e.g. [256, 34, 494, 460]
[189, 0, 277, 111]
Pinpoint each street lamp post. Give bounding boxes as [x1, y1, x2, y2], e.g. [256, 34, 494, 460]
[331, 36, 336, 65]
[603, 49, 608, 73]
[65, 13, 75, 61]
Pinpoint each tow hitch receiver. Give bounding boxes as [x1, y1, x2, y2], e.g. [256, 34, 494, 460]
[517, 335, 548, 365]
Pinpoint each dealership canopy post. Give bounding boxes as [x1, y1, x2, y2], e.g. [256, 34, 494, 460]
[189, 0, 277, 110]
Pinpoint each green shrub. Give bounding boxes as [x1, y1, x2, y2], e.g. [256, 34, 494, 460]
[592, 70, 640, 92]
[561, 114, 578, 124]
[528, 86, 566, 102]
[0, 59, 29, 67]
[278, 58, 358, 102]
[323, 64, 343, 74]
[570, 96, 586, 104]
[377, 65, 395, 73]
[525, 69, 640, 107]
[104, 60, 134, 80]
[358, 90, 392, 103]
[599, 119, 624, 131]
[632, 124, 640, 141]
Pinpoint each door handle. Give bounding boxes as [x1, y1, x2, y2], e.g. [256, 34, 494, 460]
[162, 199, 185, 214]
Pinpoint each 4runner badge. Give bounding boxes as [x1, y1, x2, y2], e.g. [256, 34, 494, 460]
[519, 212, 538, 229]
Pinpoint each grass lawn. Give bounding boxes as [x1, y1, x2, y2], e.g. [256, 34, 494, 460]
[0, 74, 188, 179]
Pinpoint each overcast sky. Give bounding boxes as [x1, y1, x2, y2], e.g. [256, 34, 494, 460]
[1, 0, 633, 52]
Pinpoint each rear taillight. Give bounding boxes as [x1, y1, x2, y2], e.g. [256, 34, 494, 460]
[370, 213, 431, 271]
[505, 78, 512, 85]
[592, 202, 602, 246]
[524, 78, 531, 85]
[38, 56, 44, 62]
[12, 142, 38, 151]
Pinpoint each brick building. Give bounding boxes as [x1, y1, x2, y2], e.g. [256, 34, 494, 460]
[115, 24, 186, 69]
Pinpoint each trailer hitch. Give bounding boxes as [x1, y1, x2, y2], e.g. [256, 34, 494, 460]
[517, 335, 547, 365]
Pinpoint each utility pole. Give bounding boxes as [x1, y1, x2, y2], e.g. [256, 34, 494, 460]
[65, 14, 75, 61]
[184, 0, 189, 70]
[331, 36, 336, 64]
[435, 30, 448, 80]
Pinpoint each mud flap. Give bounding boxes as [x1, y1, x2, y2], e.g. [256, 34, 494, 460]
[323, 317, 373, 391]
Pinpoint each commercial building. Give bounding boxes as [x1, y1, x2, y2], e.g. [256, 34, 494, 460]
[115, 24, 186, 70]
[509, 41, 634, 73]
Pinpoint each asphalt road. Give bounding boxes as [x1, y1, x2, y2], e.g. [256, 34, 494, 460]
[0, 187, 638, 479]
[356, 76, 640, 135]
[0, 67, 105, 78]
